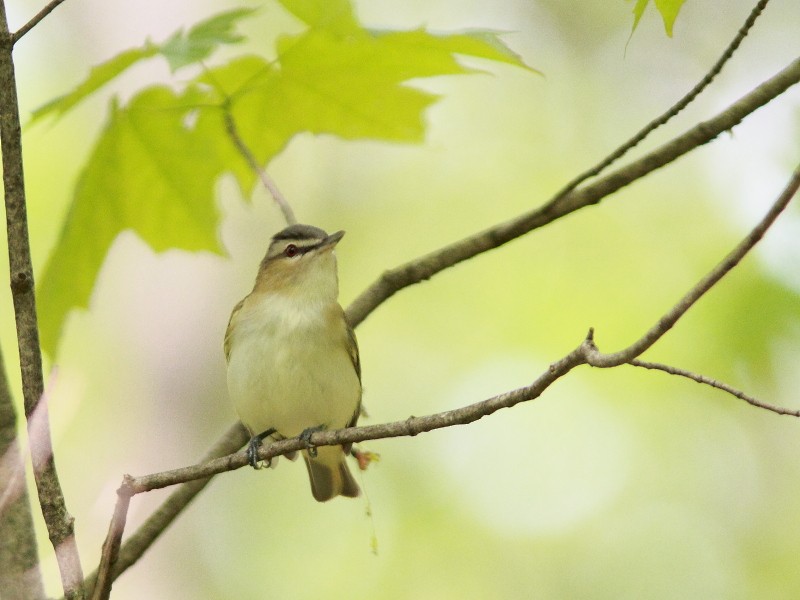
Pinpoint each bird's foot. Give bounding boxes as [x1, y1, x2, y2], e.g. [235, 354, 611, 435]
[247, 428, 277, 469]
[299, 425, 325, 458]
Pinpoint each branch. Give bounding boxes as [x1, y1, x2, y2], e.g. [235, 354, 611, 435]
[0, 4, 84, 598]
[132, 346, 585, 493]
[116, 355, 587, 493]
[629, 360, 800, 417]
[582, 163, 800, 367]
[89, 487, 130, 600]
[11, 0, 69, 44]
[549, 0, 772, 202]
[345, 56, 800, 327]
[223, 110, 297, 225]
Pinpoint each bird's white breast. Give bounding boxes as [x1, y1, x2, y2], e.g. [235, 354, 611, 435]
[226, 293, 360, 439]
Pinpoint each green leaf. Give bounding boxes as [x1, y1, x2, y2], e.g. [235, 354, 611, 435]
[160, 7, 258, 72]
[198, 26, 534, 185]
[369, 28, 538, 74]
[28, 46, 158, 124]
[38, 87, 231, 355]
[631, 0, 649, 35]
[29, 8, 257, 125]
[630, 0, 686, 36]
[655, 0, 685, 36]
[276, 0, 359, 34]
[38, 2, 537, 354]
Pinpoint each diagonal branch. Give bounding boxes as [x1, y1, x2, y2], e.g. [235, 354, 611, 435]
[129, 346, 585, 494]
[582, 163, 800, 367]
[82, 346, 586, 600]
[345, 56, 800, 328]
[0, 3, 84, 599]
[11, 0, 69, 44]
[549, 0, 772, 202]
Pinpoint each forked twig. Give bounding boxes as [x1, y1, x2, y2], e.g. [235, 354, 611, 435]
[548, 0, 772, 203]
[11, 0, 69, 44]
[582, 164, 800, 367]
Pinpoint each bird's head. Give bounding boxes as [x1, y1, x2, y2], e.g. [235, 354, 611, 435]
[255, 224, 344, 300]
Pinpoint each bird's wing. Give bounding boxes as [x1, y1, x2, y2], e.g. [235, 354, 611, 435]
[345, 317, 361, 383]
[344, 314, 362, 429]
[223, 297, 245, 363]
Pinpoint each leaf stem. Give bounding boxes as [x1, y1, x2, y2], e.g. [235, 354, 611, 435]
[223, 110, 298, 225]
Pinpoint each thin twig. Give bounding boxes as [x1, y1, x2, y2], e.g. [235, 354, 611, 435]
[11, 0, 69, 44]
[629, 360, 800, 417]
[223, 110, 297, 225]
[346, 56, 800, 328]
[548, 0, 771, 203]
[90, 485, 132, 600]
[582, 163, 800, 367]
[0, 4, 84, 598]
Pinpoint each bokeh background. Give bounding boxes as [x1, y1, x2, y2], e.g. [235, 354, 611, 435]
[3, 0, 800, 598]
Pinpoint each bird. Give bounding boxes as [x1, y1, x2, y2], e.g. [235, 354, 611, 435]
[224, 223, 361, 502]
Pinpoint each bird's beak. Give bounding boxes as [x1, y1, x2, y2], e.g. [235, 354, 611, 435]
[320, 230, 345, 250]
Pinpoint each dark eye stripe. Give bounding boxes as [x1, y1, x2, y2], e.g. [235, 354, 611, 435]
[282, 240, 323, 258]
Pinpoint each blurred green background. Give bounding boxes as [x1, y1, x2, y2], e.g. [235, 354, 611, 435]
[3, 0, 800, 598]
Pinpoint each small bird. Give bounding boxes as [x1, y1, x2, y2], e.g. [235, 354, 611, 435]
[225, 224, 361, 502]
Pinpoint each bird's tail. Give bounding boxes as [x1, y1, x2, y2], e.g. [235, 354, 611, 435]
[302, 446, 360, 502]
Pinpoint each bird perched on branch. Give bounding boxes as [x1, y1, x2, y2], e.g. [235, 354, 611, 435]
[225, 224, 361, 501]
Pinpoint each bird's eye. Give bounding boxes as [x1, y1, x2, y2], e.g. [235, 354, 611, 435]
[284, 244, 298, 258]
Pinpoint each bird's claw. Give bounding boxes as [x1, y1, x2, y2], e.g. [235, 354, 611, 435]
[299, 426, 324, 458]
[247, 438, 263, 469]
[247, 428, 277, 469]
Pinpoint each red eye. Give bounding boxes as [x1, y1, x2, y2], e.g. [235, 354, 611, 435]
[284, 244, 298, 257]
